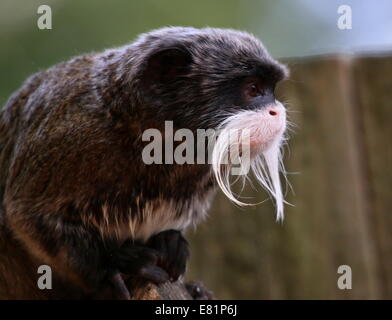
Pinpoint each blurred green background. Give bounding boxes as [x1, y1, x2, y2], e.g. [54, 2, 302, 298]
[1, 0, 391, 299]
[2, 0, 392, 106]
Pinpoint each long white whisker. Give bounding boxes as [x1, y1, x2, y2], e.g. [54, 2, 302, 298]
[211, 108, 289, 220]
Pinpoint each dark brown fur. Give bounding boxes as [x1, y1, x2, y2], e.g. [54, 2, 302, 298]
[0, 27, 287, 298]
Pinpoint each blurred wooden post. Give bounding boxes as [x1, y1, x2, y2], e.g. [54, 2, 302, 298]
[187, 55, 392, 299]
[353, 56, 392, 298]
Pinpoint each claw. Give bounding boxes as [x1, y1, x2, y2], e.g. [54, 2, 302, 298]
[146, 230, 189, 281]
[139, 265, 170, 284]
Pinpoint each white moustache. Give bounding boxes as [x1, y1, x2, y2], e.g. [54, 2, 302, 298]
[212, 101, 288, 221]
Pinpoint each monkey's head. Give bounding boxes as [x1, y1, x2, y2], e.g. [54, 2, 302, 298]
[129, 27, 289, 219]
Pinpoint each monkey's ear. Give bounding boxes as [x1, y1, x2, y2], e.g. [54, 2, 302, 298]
[140, 47, 192, 91]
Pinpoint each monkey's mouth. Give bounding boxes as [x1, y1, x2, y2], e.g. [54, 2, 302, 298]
[211, 101, 286, 165]
[211, 101, 287, 220]
[247, 102, 286, 155]
[221, 101, 286, 159]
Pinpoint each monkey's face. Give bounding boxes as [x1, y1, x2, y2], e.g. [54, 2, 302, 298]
[209, 68, 288, 221]
[221, 75, 286, 155]
[138, 28, 287, 146]
[137, 27, 289, 219]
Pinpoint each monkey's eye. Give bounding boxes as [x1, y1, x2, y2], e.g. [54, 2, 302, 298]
[243, 79, 264, 99]
[249, 84, 258, 96]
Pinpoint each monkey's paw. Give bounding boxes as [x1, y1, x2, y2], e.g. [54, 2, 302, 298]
[185, 281, 214, 300]
[146, 230, 190, 282]
[108, 244, 169, 284]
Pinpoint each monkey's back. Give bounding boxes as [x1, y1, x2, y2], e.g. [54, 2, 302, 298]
[0, 55, 116, 298]
[0, 54, 103, 202]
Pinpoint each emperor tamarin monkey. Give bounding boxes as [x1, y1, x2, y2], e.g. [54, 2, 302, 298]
[0, 27, 288, 299]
